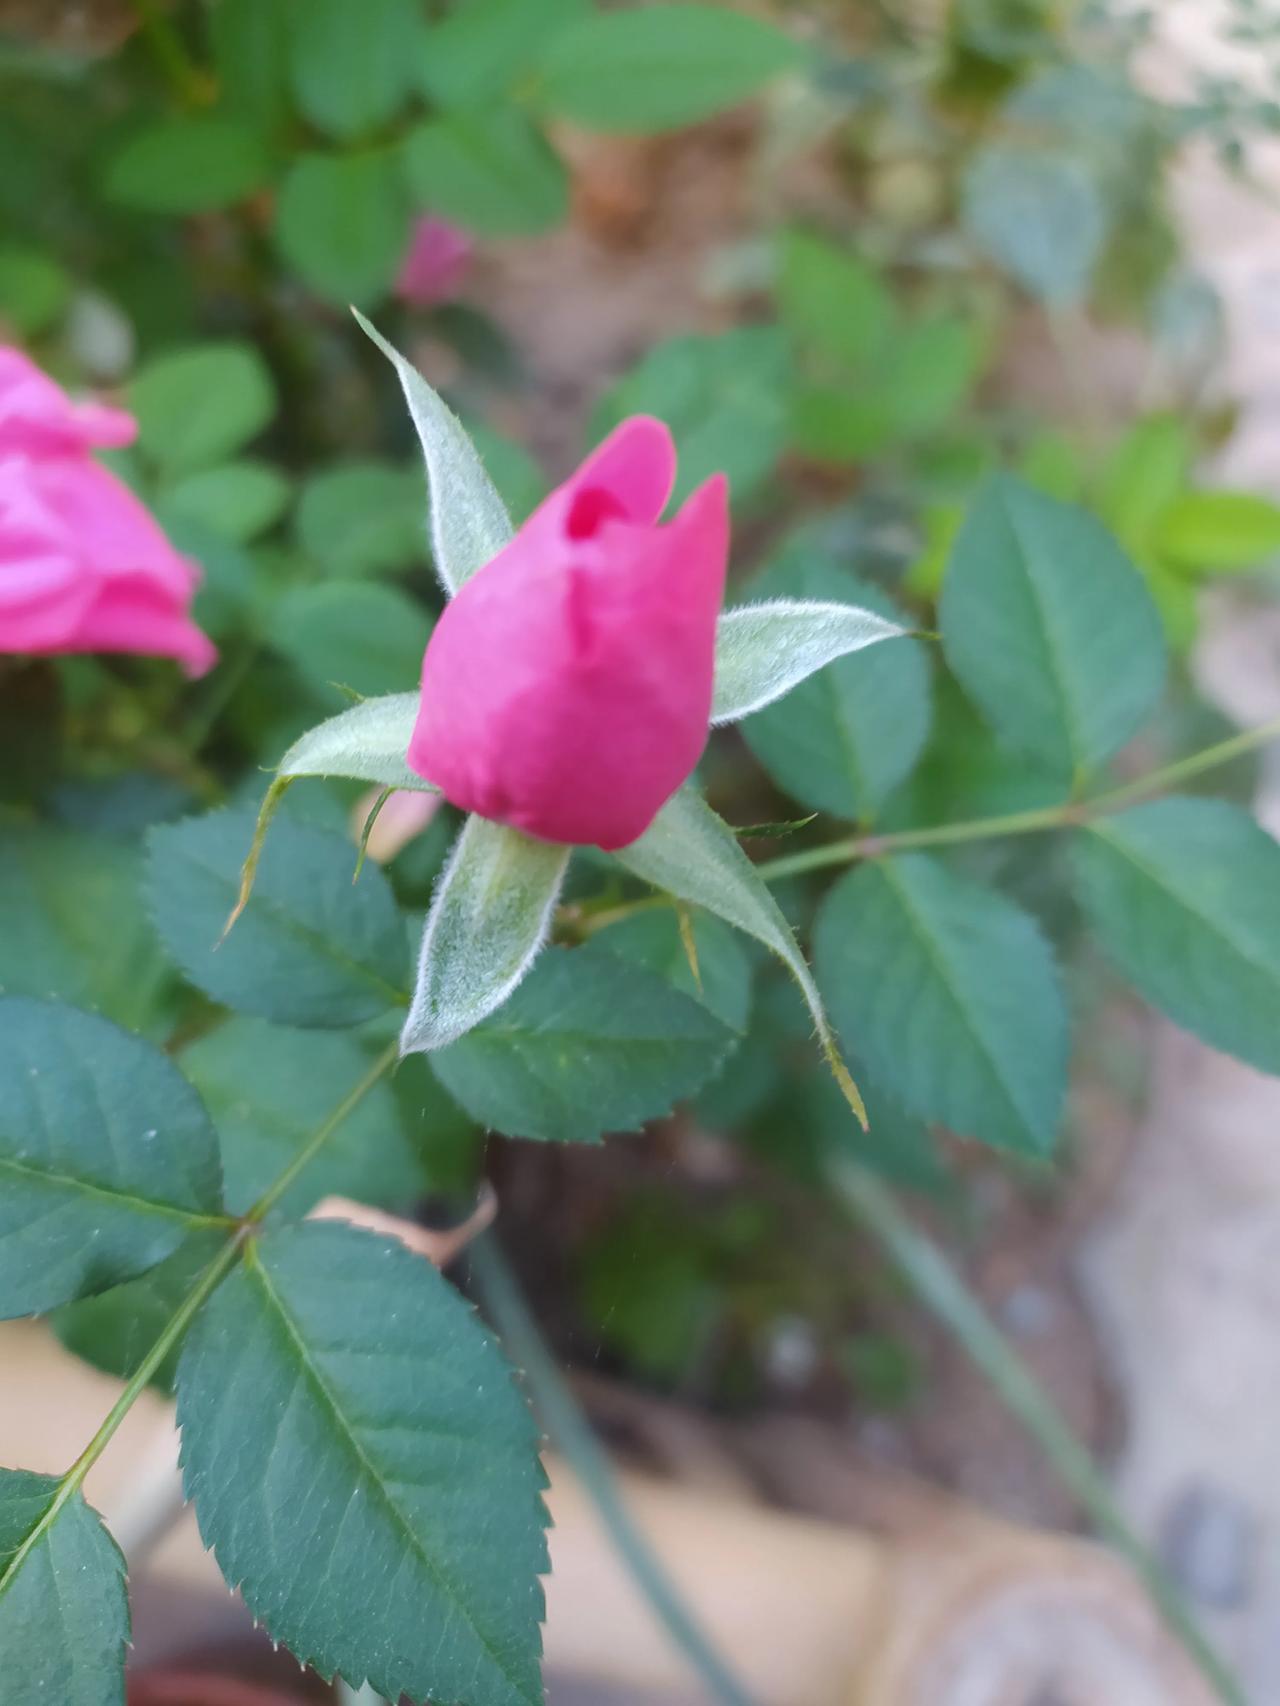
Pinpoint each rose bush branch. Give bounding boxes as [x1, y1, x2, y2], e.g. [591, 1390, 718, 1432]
[759, 713, 1280, 882]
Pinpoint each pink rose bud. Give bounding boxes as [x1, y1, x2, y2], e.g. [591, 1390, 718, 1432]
[394, 216, 474, 308]
[0, 347, 216, 677]
[408, 416, 729, 850]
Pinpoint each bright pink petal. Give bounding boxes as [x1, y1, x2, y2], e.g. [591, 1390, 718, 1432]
[408, 440, 729, 848]
[562, 415, 677, 528]
[0, 346, 136, 456]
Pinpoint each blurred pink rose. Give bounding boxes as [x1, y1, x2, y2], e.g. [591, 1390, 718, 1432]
[408, 416, 729, 850]
[394, 217, 474, 307]
[0, 348, 215, 677]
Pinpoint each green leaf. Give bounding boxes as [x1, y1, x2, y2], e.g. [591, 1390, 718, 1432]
[776, 230, 894, 371]
[962, 147, 1107, 306]
[884, 314, 987, 440]
[161, 459, 290, 544]
[613, 788, 861, 1117]
[594, 909, 752, 1034]
[0, 244, 70, 334]
[294, 460, 425, 576]
[592, 327, 789, 507]
[0, 1469, 128, 1706]
[1096, 413, 1191, 554]
[1154, 490, 1280, 574]
[288, 0, 420, 140]
[738, 556, 931, 818]
[146, 808, 408, 1027]
[276, 692, 431, 792]
[0, 999, 224, 1319]
[182, 1018, 424, 1215]
[537, 4, 803, 132]
[401, 815, 570, 1053]
[104, 116, 271, 213]
[814, 855, 1068, 1156]
[434, 942, 733, 1141]
[1072, 798, 1280, 1073]
[940, 474, 1166, 780]
[129, 343, 277, 475]
[790, 387, 899, 463]
[274, 151, 409, 308]
[177, 1220, 547, 1706]
[274, 582, 433, 707]
[0, 822, 170, 1033]
[419, 0, 588, 107]
[711, 592, 906, 724]
[210, 0, 292, 126]
[897, 676, 1071, 825]
[791, 314, 986, 464]
[355, 314, 515, 594]
[54, 1230, 224, 1391]
[403, 111, 569, 238]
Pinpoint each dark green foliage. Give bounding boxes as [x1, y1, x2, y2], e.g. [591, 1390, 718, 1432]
[815, 856, 1068, 1155]
[1073, 798, 1280, 1072]
[146, 810, 408, 1028]
[0, 1001, 223, 1319]
[177, 1221, 548, 1706]
[0, 1470, 128, 1706]
[433, 944, 734, 1142]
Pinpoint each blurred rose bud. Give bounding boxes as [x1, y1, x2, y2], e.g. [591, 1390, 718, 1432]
[394, 217, 474, 308]
[0, 347, 215, 676]
[408, 417, 729, 850]
[351, 785, 442, 864]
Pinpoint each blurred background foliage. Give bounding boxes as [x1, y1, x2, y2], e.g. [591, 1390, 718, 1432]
[3, 0, 1279, 1420]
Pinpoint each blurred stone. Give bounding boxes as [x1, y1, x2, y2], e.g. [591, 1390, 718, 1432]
[1160, 1481, 1258, 1610]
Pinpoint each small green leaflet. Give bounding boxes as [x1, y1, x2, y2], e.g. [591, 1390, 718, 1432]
[940, 474, 1166, 782]
[0, 822, 170, 1034]
[1072, 797, 1280, 1073]
[432, 942, 734, 1141]
[735, 556, 930, 820]
[147, 808, 408, 1029]
[0, 999, 224, 1319]
[962, 147, 1107, 308]
[402, 112, 569, 238]
[274, 152, 410, 309]
[289, 0, 420, 140]
[274, 581, 433, 707]
[128, 342, 276, 476]
[537, 4, 804, 133]
[104, 116, 271, 215]
[0, 1469, 128, 1706]
[181, 1018, 425, 1215]
[54, 1230, 227, 1393]
[814, 855, 1068, 1156]
[177, 1220, 548, 1706]
[594, 907, 752, 1034]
